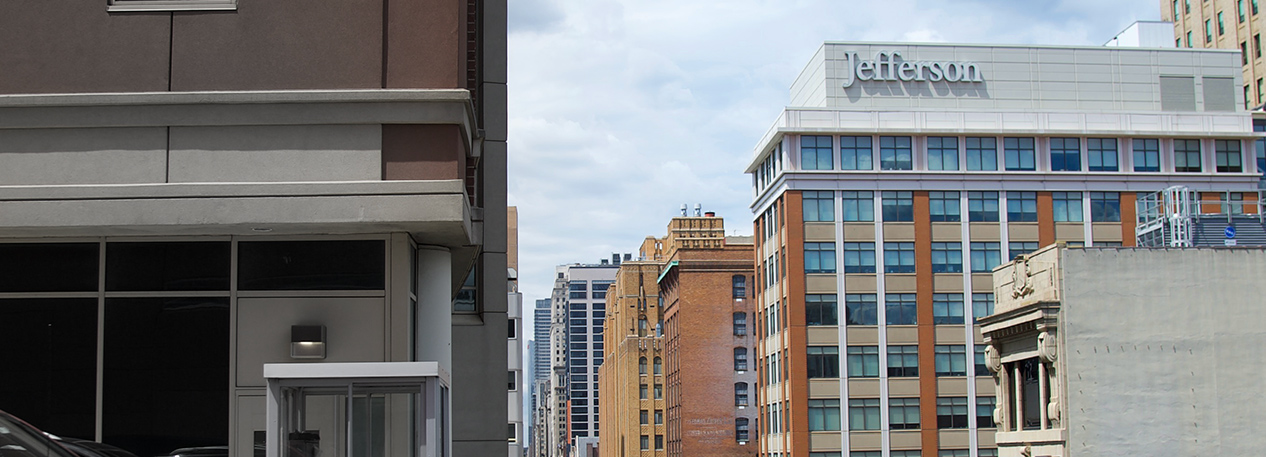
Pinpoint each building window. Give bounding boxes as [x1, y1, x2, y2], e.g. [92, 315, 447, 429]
[639, 357, 647, 375]
[653, 357, 662, 375]
[880, 136, 913, 170]
[977, 396, 997, 428]
[806, 294, 838, 326]
[1175, 139, 1202, 172]
[1087, 138, 1118, 171]
[734, 347, 747, 371]
[846, 399, 879, 431]
[966, 137, 998, 170]
[975, 345, 988, 375]
[736, 418, 750, 441]
[845, 293, 878, 326]
[841, 191, 875, 221]
[936, 397, 970, 428]
[931, 242, 963, 273]
[1052, 191, 1083, 222]
[1008, 241, 1039, 259]
[934, 345, 967, 376]
[883, 242, 915, 273]
[1257, 138, 1265, 173]
[932, 293, 965, 325]
[640, 385, 648, 399]
[1006, 191, 1038, 222]
[655, 435, 663, 450]
[804, 190, 834, 222]
[509, 371, 517, 390]
[1186, 0, 1192, 13]
[735, 383, 749, 407]
[804, 242, 837, 274]
[881, 191, 914, 221]
[807, 346, 840, 378]
[927, 136, 959, 170]
[655, 410, 663, 425]
[889, 398, 921, 430]
[1206, 19, 1213, 43]
[733, 312, 747, 336]
[1257, 34, 1263, 58]
[1187, 31, 1193, 48]
[840, 136, 873, 170]
[939, 450, 969, 457]
[843, 242, 876, 273]
[887, 345, 919, 377]
[1133, 139, 1160, 171]
[929, 191, 961, 222]
[968, 191, 1000, 222]
[640, 435, 649, 450]
[972, 293, 995, 322]
[640, 410, 649, 425]
[1049, 137, 1081, 171]
[1090, 192, 1121, 222]
[846, 346, 880, 378]
[803, 399, 841, 431]
[1241, 0, 1247, 21]
[885, 293, 917, 325]
[1219, 11, 1226, 34]
[1003, 137, 1035, 171]
[1256, 0, 1261, 14]
[732, 275, 747, 298]
[1216, 139, 1243, 172]
[654, 384, 662, 399]
[801, 135, 833, 170]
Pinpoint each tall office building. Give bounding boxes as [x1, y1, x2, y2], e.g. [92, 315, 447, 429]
[745, 42, 1262, 457]
[0, 0, 507, 456]
[535, 299, 554, 381]
[1163, 0, 1266, 108]
[510, 207, 526, 455]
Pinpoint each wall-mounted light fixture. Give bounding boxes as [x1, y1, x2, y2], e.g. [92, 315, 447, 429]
[291, 325, 326, 359]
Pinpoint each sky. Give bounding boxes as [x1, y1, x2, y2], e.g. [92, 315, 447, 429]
[507, 0, 1161, 312]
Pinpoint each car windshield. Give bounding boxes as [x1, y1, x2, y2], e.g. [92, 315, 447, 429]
[0, 413, 77, 457]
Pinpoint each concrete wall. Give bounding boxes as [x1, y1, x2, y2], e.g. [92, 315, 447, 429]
[1060, 247, 1266, 456]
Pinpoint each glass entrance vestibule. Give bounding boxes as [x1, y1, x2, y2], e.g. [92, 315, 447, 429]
[265, 362, 450, 457]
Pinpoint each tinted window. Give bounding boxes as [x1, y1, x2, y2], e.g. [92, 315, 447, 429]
[0, 244, 98, 293]
[0, 298, 97, 439]
[106, 242, 231, 291]
[238, 240, 385, 290]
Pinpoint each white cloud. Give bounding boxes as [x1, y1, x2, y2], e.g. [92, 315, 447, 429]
[508, 0, 1159, 311]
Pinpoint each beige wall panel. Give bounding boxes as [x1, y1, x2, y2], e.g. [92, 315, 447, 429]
[888, 378, 920, 397]
[931, 223, 963, 241]
[806, 274, 838, 293]
[936, 326, 967, 344]
[236, 297, 387, 386]
[809, 432, 843, 451]
[939, 430, 972, 448]
[887, 327, 919, 345]
[168, 125, 382, 183]
[937, 377, 969, 396]
[977, 377, 998, 397]
[844, 223, 876, 241]
[845, 275, 877, 293]
[978, 430, 997, 447]
[969, 223, 1001, 240]
[847, 379, 881, 397]
[847, 327, 879, 345]
[808, 379, 841, 399]
[1092, 223, 1124, 241]
[933, 274, 965, 291]
[884, 223, 916, 241]
[805, 222, 836, 241]
[885, 275, 918, 292]
[848, 431, 882, 450]
[807, 327, 840, 345]
[889, 431, 923, 450]
[1008, 223, 1040, 241]
[1054, 223, 1085, 242]
[972, 274, 995, 291]
[0, 127, 167, 185]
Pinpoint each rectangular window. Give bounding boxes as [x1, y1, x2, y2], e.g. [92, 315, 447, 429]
[930, 242, 963, 273]
[801, 135, 833, 170]
[806, 294, 838, 326]
[640, 410, 649, 425]
[1009, 241, 1039, 259]
[1206, 19, 1213, 42]
[1175, 139, 1202, 172]
[932, 293, 965, 325]
[1133, 139, 1160, 171]
[927, 137, 959, 171]
[810, 399, 843, 431]
[804, 242, 837, 274]
[803, 190, 835, 222]
[732, 275, 746, 298]
[640, 435, 649, 450]
[843, 242, 876, 273]
[1006, 191, 1038, 222]
[640, 385, 647, 399]
[1242, 0, 1247, 21]
[655, 410, 663, 425]
[1188, 31, 1193, 48]
[734, 347, 747, 371]
[929, 191, 961, 222]
[1257, 138, 1265, 174]
[1256, 0, 1260, 14]
[1219, 12, 1226, 35]
[965, 137, 998, 171]
[654, 384, 662, 399]
[883, 242, 915, 274]
[238, 240, 385, 291]
[880, 136, 913, 170]
[937, 397, 970, 428]
[968, 191, 1000, 222]
[1052, 192, 1083, 222]
[1049, 137, 1081, 171]
[1087, 138, 1118, 171]
[977, 396, 997, 428]
[1003, 137, 1036, 171]
[841, 191, 875, 222]
[975, 345, 988, 376]
[970, 242, 1002, 272]
[886, 293, 917, 325]
[846, 399, 879, 431]
[887, 345, 919, 377]
[847, 346, 880, 378]
[840, 136, 873, 170]
[845, 293, 878, 326]
[972, 293, 995, 322]
[935, 345, 967, 376]
[889, 398, 921, 430]
[1256, 34, 1262, 57]
[807, 346, 840, 378]
[881, 191, 914, 221]
[1216, 139, 1243, 172]
[733, 312, 747, 336]
[939, 450, 969, 457]
[1090, 192, 1121, 222]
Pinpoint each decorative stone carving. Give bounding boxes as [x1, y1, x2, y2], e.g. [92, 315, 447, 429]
[984, 343, 1003, 373]
[1011, 256, 1034, 298]
[1038, 331, 1057, 363]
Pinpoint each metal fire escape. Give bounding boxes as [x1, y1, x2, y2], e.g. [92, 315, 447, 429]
[1136, 186, 1266, 247]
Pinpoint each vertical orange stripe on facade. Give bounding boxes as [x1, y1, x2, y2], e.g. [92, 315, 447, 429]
[1037, 192, 1055, 247]
[784, 192, 810, 456]
[911, 191, 939, 454]
[1120, 193, 1138, 247]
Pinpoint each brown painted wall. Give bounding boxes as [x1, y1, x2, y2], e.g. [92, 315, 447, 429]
[1037, 192, 1055, 246]
[381, 124, 466, 180]
[911, 192, 940, 453]
[783, 193, 809, 456]
[385, 0, 467, 89]
[1120, 193, 1138, 247]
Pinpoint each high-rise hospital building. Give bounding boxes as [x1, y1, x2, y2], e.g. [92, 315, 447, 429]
[744, 42, 1263, 457]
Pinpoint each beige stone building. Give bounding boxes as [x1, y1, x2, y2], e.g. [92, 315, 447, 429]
[1162, 0, 1266, 108]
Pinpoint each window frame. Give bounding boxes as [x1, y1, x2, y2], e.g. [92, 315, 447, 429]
[800, 135, 834, 170]
[888, 398, 921, 430]
[806, 294, 839, 326]
[844, 293, 878, 326]
[936, 397, 970, 429]
[885, 293, 917, 326]
[965, 137, 998, 171]
[807, 346, 841, 379]
[1132, 138, 1161, 172]
[840, 136, 874, 170]
[841, 191, 875, 222]
[1049, 137, 1081, 171]
[929, 191, 961, 222]
[930, 242, 963, 273]
[931, 293, 965, 325]
[804, 242, 837, 274]
[1006, 191, 1038, 222]
[803, 190, 835, 222]
[1174, 139, 1203, 172]
[883, 242, 916, 274]
[842, 242, 876, 274]
[810, 399, 843, 431]
[881, 191, 914, 222]
[934, 345, 967, 377]
[1087, 138, 1119, 171]
[887, 345, 919, 377]
[927, 136, 960, 171]
[1216, 139, 1244, 172]
[1051, 191, 1084, 222]
[1003, 137, 1036, 171]
[879, 136, 914, 170]
[1090, 192, 1121, 222]
[968, 191, 1000, 222]
[846, 346, 880, 378]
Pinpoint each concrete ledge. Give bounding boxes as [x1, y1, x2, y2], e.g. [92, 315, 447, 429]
[0, 179, 463, 201]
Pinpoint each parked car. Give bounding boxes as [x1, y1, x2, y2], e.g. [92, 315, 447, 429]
[45, 435, 138, 457]
[0, 410, 79, 457]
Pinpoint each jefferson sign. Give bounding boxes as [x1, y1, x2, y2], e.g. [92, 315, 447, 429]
[841, 51, 984, 87]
